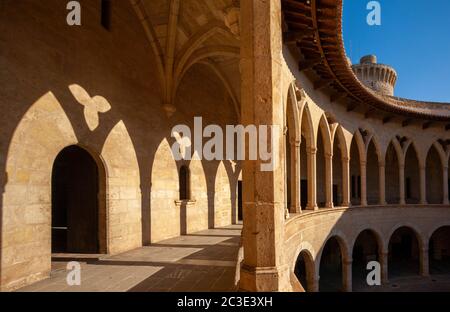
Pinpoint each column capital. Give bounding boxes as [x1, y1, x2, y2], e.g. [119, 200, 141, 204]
[163, 102, 177, 117]
[342, 156, 350, 163]
[343, 258, 353, 265]
[325, 152, 333, 159]
[290, 139, 301, 147]
[307, 147, 317, 155]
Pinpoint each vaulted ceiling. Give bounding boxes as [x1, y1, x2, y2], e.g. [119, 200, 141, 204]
[129, 0, 241, 118]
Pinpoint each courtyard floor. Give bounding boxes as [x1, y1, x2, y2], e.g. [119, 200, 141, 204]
[18, 224, 243, 292]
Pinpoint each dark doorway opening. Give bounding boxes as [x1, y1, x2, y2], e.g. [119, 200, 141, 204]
[388, 227, 420, 278]
[179, 165, 190, 200]
[301, 179, 308, 209]
[319, 237, 343, 292]
[429, 226, 450, 275]
[352, 230, 380, 290]
[52, 146, 100, 254]
[294, 250, 313, 292]
[238, 181, 243, 221]
[333, 185, 338, 206]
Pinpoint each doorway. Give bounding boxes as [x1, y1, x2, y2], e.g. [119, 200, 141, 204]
[52, 145, 102, 254]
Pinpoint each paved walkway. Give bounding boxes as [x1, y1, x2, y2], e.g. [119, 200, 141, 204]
[19, 224, 243, 292]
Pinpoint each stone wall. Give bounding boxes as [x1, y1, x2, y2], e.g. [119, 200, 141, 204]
[0, 0, 239, 290]
[284, 206, 450, 291]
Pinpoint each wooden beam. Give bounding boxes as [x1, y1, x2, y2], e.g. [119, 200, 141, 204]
[314, 78, 334, 90]
[283, 29, 316, 44]
[330, 92, 347, 103]
[299, 57, 323, 71]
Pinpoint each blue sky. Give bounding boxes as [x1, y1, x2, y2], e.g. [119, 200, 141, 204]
[343, 0, 450, 102]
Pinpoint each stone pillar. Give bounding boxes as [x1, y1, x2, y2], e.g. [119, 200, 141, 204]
[307, 147, 318, 210]
[360, 161, 368, 206]
[310, 277, 319, 292]
[325, 152, 334, 208]
[290, 140, 301, 213]
[420, 247, 429, 277]
[342, 259, 353, 292]
[420, 165, 427, 205]
[443, 166, 449, 205]
[342, 157, 351, 206]
[379, 161, 387, 205]
[239, 0, 289, 292]
[380, 251, 389, 284]
[399, 163, 406, 205]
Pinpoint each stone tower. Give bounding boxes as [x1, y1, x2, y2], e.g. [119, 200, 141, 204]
[352, 55, 397, 96]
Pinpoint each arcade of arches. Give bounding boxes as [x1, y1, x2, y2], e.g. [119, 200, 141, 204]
[1, 0, 450, 292]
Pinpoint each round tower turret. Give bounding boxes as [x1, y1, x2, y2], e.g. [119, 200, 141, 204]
[351, 55, 397, 96]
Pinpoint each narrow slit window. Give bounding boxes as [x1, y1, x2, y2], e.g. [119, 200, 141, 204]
[179, 165, 190, 200]
[101, 0, 112, 30]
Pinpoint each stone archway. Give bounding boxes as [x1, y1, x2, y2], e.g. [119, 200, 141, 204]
[352, 230, 381, 290]
[317, 116, 332, 208]
[429, 226, 450, 274]
[385, 142, 400, 204]
[214, 161, 232, 228]
[366, 141, 380, 205]
[2, 92, 143, 289]
[294, 250, 315, 292]
[404, 145, 420, 204]
[151, 139, 180, 242]
[350, 137, 361, 206]
[300, 105, 315, 210]
[388, 226, 421, 278]
[52, 145, 105, 254]
[332, 127, 348, 207]
[319, 236, 345, 292]
[426, 145, 443, 204]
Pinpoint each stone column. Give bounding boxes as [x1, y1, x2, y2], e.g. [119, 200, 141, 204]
[311, 277, 319, 292]
[360, 161, 368, 206]
[325, 152, 334, 208]
[239, 0, 289, 292]
[420, 247, 429, 277]
[420, 165, 427, 205]
[399, 163, 406, 205]
[290, 140, 301, 213]
[342, 259, 353, 292]
[307, 147, 318, 210]
[342, 157, 351, 206]
[380, 251, 389, 284]
[379, 161, 387, 205]
[443, 166, 449, 205]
